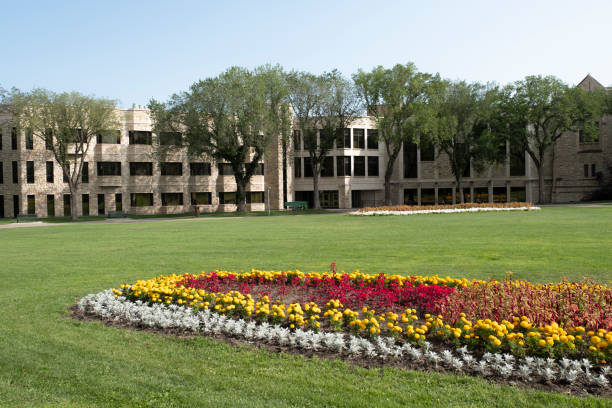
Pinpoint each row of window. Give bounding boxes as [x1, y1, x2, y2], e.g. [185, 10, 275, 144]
[403, 187, 526, 206]
[293, 128, 380, 151]
[294, 156, 380, 178]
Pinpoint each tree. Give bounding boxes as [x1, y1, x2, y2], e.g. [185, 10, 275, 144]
[353, 63, 435, 205]
[149, 66, 290, 212]
[503, 76, 606, 203]
[6, 89, 118, 219]
[287, 70, 360, 209]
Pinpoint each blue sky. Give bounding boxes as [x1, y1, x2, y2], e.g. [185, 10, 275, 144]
[3, 0, 611, 107]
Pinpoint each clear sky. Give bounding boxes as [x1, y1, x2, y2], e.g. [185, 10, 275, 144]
[3, 0, 611, 107]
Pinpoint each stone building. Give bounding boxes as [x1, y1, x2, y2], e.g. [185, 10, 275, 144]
[0, 75, 610, 217]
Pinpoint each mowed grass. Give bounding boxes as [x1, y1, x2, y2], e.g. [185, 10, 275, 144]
[0, 207, 611, 407]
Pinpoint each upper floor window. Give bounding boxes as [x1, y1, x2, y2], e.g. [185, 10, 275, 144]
[321, 156, 334, 177]
[293, 130, 301, 151]
[336, 156, 351, 177]
[294, 157, 302, 178]
[367, 156, 379, 177]
[128, 130, 152, 145]
[159, 131, 182, 146]
[25, 129, 34, 150]
[46, 161, 54, 183]
[420, 139, 435, 161]
[11, 128, 18, 150]
[367, 129, 378, 150]
[82, 162, 89, 183]
[97, 130, 121, 144]
[336, 128, 351, 149]
[130, 162, 153, 176]
[26, 161, 34, 183]
[252, 163, 264, 176]
[160, 162, 183, 176]
[353, 129, 365, 149]
[97, 162, 122, 176]
[218, 163, 234, 176]
[190, 162, 211, 176]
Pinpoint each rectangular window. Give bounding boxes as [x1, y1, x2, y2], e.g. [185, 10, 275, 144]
[26, 161, 34, 183]
[161, 162, 183, 176]
[27, 195, 35, 215]
[319, 190, 339, 209]
[336, 156, 351, 176]
[367, 156, 379, 177]
[11, 128, 17, 150]
[218, 163, 234, 176]
[46, 161, 54, 183]
[189, 162, 211, 176]
[0, 195, 3, 218]
[336, 128, 351, 149]
[293, 130, 301, 151]
[247, 191, 265, 204]
[510, 145, 526, 177]
[303, 157, 313, 177]
[129, 162, 153, 176]
[96, 130, 121, 144]
[82, 162, 89, 183]
[353, 129, 365, 149]
[474, 187, 489, 203]
[97, 194, 105, 215]
[12, 161, 18, 184]
[420, 139, 435, 161]
[294, 157, 302, 178]
[159, 131, 182, 146]
[128, 130, 152, 145]
[354, 156, 365, 176]
[82, 194, 89, 215]
[47, 195, 55, 217]
[584, 164, 589, 178]
[130, 193, 153, 207]
[438, 188, 453, 205]
[510, 187, 526, 202]
[367, 129, 378, 150]
[25, 129, 33, 150]
[45, 129, 53, 150]
[161, 193, 184, 206]
[13, 195, 20, 217]
[591, 164, 596, 177]
[63, 194, 71, 217]
[63, 169, 69, 183]
[404, 189, 417, 205]
[403, 142, 418, 178]
[218, 192, 237, 204]
[191, 192, 212, 205]
[493, 187, 507, 203]
[321, 156, 334, 177]
[0, 163, 3, 184]
[97, 162, 122, 176]
[421, 188, 435, 205]
[115, 194, 122, 212]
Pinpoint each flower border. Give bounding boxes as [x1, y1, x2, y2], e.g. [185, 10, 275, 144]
[349, 206, 540, 216]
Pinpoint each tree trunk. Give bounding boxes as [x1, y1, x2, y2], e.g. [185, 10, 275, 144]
[236, 180, 247, 213]
[384, 163, 393, 206]
[313, 163, 321, 209]
[69, 183, 77, 221]
[550, 144, 557, 203]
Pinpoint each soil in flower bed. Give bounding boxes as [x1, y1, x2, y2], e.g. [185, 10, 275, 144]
[69, 305, 612, 398]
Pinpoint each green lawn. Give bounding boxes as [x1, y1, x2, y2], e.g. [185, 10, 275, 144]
[0, 207, 611, 407]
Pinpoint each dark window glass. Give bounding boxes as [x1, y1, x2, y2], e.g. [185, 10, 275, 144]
[45, 129, 53, 150]
[420, 139, 435, 161]
[63, 194, 71, 217]
[474, 187, 489, 203]
[493, 187, 507, 203]
[25, 129, 33, 150]
[421, 188, 435, 205]
[82, 194, 89, 215]
[354, 156, 365, 176]
[438, 188, 453, 205]
[252, 163, 264, 176]
[218, 192, 236, 204]
[128, 130, 152, 145]
[0, 195, 3, 218]
[97, 130, 121, 144]
[336, 128, 351, 149]
[97, 194, 105, 215]
[130, 193, 153, 207]
[247, 191, 265, 204]
[336, 156, 351, 176]
[404, 189, 417, 205]
[161, 162, 182, 176]
[161, 193, 184, 206]
[321, 156, 334, 177]
[0, 163, 3, 184]
[46, 161, 54, 183]
[130, 162, 153, 176]
[159, 131, 182, 146]
[319, 190, 339, 209]
[293, 130, 301, 151]
[191, 192, 212, 205]
[12, 161, 18, 184]
[115, 194, 122, 212]
[353, 129, 365, 149]
[218, 163, 234, 176]
[13, 195, 19, 217]
[303, 157, 313, 177]
[591, 164, 596, 177]
[510, 187, 526, 202]
[403, 142, 417, 178]
[97, 162, 122, 176]
[294, 157, 302, 178]
[47, 195, 55, 217]
[63, 169, 69, 183]
[584, 164, 589, 178]
[11, 128, 17, 150]
[367, 156, 379, 177]
[26, 161, 34, 183]
[510, 144, 526, 176]
[82, 162, 89, 183]
[190, 162, 211, 176]
[367, 129, 378, 150]
[27, 195, 35, 215]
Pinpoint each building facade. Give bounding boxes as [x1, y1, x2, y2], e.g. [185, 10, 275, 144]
[0, 76, 610, 218]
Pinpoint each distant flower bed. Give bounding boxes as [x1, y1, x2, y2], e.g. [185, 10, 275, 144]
[76, 269, 611, 393]
[350, 202, 540, 216]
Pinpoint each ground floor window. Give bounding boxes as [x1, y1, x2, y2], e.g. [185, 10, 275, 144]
[319, 190, 339, 209]
[438, 188, 453, 205]
[191, 192, 211, 205]
[130, 193, 154, 207]
[295, 191, 314, 208]
[46, 195, 55, 217]
[218, 192, 236, 205]
[27, 195, 35, 215]
[82, 194, 89, 215]
[474, 187, 489, 203]
[0, 195, 4, 218]
[404, 189, 417, 205]
[161, 193, 184, 206]
[510, 187, 526, 202]
[421, 189, 435, 205]
[98, 194, 105, 215]
[63, 194, 71, 216]
[115, 194, 122, 212]
[493, 187, 507, 203]
[246, 191, 265, 204]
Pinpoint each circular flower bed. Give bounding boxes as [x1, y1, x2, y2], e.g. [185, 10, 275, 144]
[76, 269, 611, 395]
[349, 202, 540, 216]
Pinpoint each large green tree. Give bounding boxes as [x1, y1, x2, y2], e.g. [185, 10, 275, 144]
[6, 89, 118, 219]
[353, 63, 436, 205]
[149, 66, 290, 212]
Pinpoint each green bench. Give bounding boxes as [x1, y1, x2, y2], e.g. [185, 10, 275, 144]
[107, 211, 128, 218]
[284, 201, 308, 210]
[16, 214, 38, 223]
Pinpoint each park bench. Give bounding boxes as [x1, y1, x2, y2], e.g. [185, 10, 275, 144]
[284, 201, 308, 210]
[16, 214, 38, 223]
[107, 211, 128, 218]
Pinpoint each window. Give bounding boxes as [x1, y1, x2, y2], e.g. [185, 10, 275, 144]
[25, 129, 33, 150]
[493, 187, 507, 203]
[45, 129, 53, 150]
[97, 194, 105, 215]
[130, 193, 153, 207]
[191, 192, 212, 205]
[47, 195, 55, 217]
[218, 192, 236, 204]
[510, 145, 526, 177]
[592, 164, 596, 178]
[367, 156, 379, 177]
[13, 195, 19, 217]
[97, 162, 122, 176]
[294, 157, 302, 178]
[474, 187, 489, 203]
[0, 195, 3, 218]
[438, 188, 453, 205]
[27, 195, 35, 215]
[97, 130, 121, 144]
[353, 129, 365, 149]
[404, 189, 417, 205]
[82, 162, 89, 183]
[336, 128, 351, 149]
[218, 163, 234, 176]
[46, 161, 54, 183]
[161, 162, 183, 176]
[0, 163, 3, 184]
[11, 128, 17, 150]
[63, 194, 71, 217]
[420, 139, 435, 161]
[293, 130, 301, 151]
[336, 156, 351, 176]
[130, 162, 153, 176]
[303, 157, 313, 177]
[252, 163, 264, 176]
[159, 131, 182, 146]
[128, 130, 152, 145]
[510, 187, 526, 202]
[321, 156, 334, 177]
[190, 162, 211, 176]
[403, 142, 417, 178]
[12, 161, 18, 184]
[367, 129, 378, 150]
[319, 190, 339, 209]
[161, 193, 184, 206]
[584, 164, 589, 178]
[421, 188, 435, 205]
[247, 191, 265, 204]
[26, 161, 34, 183]
[115, 194, 122, 212]
[82, 194, 89, 215]
[354, 156, 365, 176]
[63, 169, 69, 183]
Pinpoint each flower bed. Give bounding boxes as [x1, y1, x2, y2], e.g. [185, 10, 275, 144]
[76, 269, 611, 393]
[349, 202, 540, 216]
